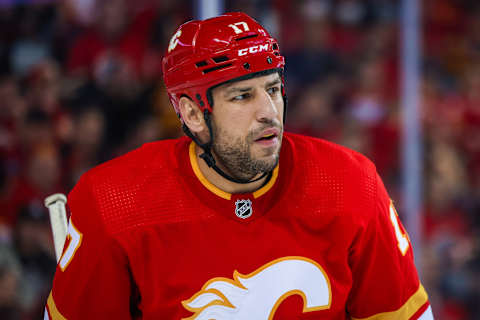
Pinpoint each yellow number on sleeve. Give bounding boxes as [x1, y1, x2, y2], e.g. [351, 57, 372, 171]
[59, 220, 83, 271]
[389, 202, 410, 256]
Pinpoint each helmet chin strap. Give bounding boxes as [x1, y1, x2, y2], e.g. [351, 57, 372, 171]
[183, 110, 270, 185]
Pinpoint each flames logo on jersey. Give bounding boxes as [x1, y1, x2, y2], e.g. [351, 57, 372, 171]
[182, 256, 331, 319]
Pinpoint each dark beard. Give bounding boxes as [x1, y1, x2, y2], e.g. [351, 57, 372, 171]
[211, 123, 282, 181]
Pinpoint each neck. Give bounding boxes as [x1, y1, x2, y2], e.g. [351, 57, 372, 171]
[195, 144, 268, 194]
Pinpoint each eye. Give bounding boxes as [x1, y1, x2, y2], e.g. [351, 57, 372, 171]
[231, 93, 251, 101]
[267, 86, 280, 96]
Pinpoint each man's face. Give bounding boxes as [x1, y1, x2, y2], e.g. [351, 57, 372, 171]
[210, 72, 284, 181]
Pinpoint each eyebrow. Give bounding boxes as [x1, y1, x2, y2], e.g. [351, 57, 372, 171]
[265, 78, 282, 88]
[223, 76, 282, 96]
[224, 86, 251, 95]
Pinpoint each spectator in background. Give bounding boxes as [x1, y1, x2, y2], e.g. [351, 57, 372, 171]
[64, 106, 106, 187]
[0, 76, 28, 156]
[24, 60, 75, 146]
[9, 5, 52, 77]
[66, 0, 151, 95]
[0, 244, 22, 320]
[287, 79, 342, 141]
[62, 0, 97, 27]
[6, 142, 61, 228]
[151, 82, 185, 139]
[13, 203, 55, 320]
[348, 58, 389, 127]
[121, 114, 162, 155]
[284, 2, 339, 94]
[65, 0, 172, 153]
[459, 64, 480, 172]
[17, 109, 55, 158]
[25, 61, 61, 117]
[0, 158, 11, 241]
[346, 58, 400, 179]
[465, 6, 480, 59]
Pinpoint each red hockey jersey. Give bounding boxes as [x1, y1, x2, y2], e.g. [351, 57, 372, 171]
[45, 133, 432, 319]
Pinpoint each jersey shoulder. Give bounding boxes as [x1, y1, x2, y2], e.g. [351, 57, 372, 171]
[284, 132, 375, 173]
[283, 132, 379, 222]
[85, 137, 181, 189]
[69, 137, 192, 235]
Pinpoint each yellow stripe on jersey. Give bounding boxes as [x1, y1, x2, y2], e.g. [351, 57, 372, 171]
[47, 291, 67, 320]
[189, 141, 279, 200]
[253, 165, 279, 199]
[189, 141, 231, 200]
[351, 284, 428, 320]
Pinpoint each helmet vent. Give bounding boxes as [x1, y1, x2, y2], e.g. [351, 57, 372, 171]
[203, 63, 233, 74]
[212, 56, 229, 63]
[273, 43, 279, 50]
[235, 34, 258, 41]
[195, 61, 208, 67]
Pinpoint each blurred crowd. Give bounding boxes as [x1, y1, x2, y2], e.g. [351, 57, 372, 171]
[0, 0, 478, 319]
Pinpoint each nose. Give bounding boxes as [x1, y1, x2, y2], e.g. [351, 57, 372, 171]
[255, 90, 280, 123]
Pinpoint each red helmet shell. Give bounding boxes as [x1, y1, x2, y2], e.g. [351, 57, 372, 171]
[162, 12, 285, 120]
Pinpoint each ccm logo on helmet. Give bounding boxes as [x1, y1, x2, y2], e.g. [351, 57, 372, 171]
[238, 44, 269, 56]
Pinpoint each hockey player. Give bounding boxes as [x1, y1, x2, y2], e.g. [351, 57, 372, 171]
[45, 12, 434, 319]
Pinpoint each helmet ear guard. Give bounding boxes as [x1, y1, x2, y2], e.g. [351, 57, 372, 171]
[162, 12, 286, 184]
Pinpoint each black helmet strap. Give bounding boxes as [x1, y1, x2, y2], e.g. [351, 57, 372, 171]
[183, 110, 269, 185]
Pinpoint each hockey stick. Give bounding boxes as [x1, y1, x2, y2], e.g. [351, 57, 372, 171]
[44, 193, 69, 262]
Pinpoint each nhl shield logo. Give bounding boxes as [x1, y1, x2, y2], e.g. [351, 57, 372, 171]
[235, 199, 252, 219]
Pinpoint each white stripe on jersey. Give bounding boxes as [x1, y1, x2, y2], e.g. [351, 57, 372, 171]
[418, 306, 434, 320]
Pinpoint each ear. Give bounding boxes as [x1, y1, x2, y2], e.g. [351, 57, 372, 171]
[178, 96, 209, 139]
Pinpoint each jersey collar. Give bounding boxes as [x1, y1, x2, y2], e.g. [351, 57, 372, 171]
[177, 138, 290, 222]
[188, 141, 279, 200]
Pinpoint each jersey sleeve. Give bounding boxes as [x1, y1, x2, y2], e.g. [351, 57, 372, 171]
[346, 172, 433, 320]
[45, 173, 135, 320]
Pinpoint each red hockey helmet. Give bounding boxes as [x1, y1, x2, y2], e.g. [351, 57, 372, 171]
[162, 12, 285, 121]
